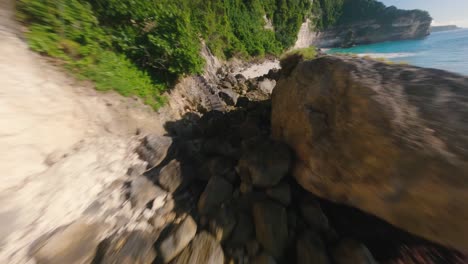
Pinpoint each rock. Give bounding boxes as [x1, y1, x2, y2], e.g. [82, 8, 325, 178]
[220, 80, 233, 90]
[157, 215, 197, 263]
[188, 232, 224, 264]
[235, 74, 247, 84]
[173, 232, 224, 264]
[198, 177, 233, 215]
[225, 73, 238, 85]
[300, 201, 329, 231]
[296, 231, 329, 264]
[257, 79, 276, 95]
[246, 240, 260, 257]
[30, 220, 105, 264]
[236, 97, 250, 108]
[136, 135, 172, 168]
[129, 177, 167, 209]
[252, 200, 288, 258]
[332, 239, 377, 264]
[203, 137, 240, 158]
[219, 89, 239, 106]
[271, 56, 468, 251]
[96, 231, 157, 264]
[252, 253, 277, 264]
[126, 163, 147, 178]
[266, 183, 291, 206]
[209, 207, 236, 242]
[157, 160, 190, 193]
[199, 157, 236, 181]
[237, 140, 291, 187]
[228, 212, 254, 246]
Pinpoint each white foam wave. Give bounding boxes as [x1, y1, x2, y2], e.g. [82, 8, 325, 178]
[356, 52, 417, 59]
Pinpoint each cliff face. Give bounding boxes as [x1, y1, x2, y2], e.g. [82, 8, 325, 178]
[295, 1, 432, 48]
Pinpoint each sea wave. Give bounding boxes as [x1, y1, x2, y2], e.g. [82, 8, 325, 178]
[356, 52, 417, 59]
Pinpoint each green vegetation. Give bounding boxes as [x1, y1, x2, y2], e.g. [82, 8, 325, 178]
[17, 0, 166, 109]
[281, 47, 318, 61]
[279, 47, 318, 76]
[17, 0, 313, 109]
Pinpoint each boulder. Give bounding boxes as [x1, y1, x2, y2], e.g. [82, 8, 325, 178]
[257, 79, 276, 95]
[252, 200, 288, 258]
[157, 160, 190, 193]
[300, 200, 329, 232]
[174, 232, 224, 264]
[172, 232, 224, 264]
[209, 207, 237, 242]
[198, 157, 235, 181]
[157, 215, 197, 263]
[237, 140, 291, 187]
[332, 239, 377, 264]
[271, 56, 468, 251]
[29, 220, 105, 264]
[96, 231, 157, 264]
[198, 177, 233, 215]
[219, 89, 239, 106]
[136, 135, 172, 168]
[235, 74, 247, 84]
[129, 177, 167, 209]
[228, 212, 254, 246]
[265, 183, 291, 206]
[296, 231, 329, 264]
[252, 253, 277, 264]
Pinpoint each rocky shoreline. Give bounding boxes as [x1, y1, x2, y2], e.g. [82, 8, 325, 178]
[27, 59, 467, 264]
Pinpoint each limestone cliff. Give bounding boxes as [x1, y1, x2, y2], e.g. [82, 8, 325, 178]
[295, 1, 432, 48]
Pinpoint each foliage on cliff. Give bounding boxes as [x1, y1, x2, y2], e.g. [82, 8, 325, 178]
[17, 0, 312, 108]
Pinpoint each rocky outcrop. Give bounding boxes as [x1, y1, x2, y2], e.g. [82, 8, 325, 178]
[272, 55, 468, 251]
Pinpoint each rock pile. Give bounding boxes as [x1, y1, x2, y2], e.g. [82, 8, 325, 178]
[27, 57, 466, 264]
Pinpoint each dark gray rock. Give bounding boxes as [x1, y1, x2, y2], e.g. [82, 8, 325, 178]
[96, 231, 157, 264]
[198, 157, 236, 181]
[225, 73, 238, 85]
[296, 231, 329, 264]
[235, 74, 247, 84]
[209, 207, 236, 242]
[220, 80, 233, 90]
[266, 183, 291, 206]
[219, 89, 239, 106]
[228, 212, 254, 246]
[136, 135, 172, 168]
[252, 253, 277, 264]
[198, 177, 233, 215]
[129, 177, 167, 209]
[202, 138, 240, 158]
[252, 200, 288, 258]
[332, 239, 377, 264]
[157, 160, 190, 193]
[300, 200, 329, 231]
[157, 216, 197, 263]
[237, 140, 291, 187]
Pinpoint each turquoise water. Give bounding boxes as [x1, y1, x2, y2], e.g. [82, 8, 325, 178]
[329, 29, 468, 76]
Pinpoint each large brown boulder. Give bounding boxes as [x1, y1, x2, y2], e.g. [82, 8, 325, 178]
[271, 56, 468, 251]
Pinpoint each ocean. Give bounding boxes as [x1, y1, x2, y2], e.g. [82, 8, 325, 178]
[328, 28, 468, 76]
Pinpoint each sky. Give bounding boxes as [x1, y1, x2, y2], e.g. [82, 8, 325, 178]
[381, 0, 468, 27]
